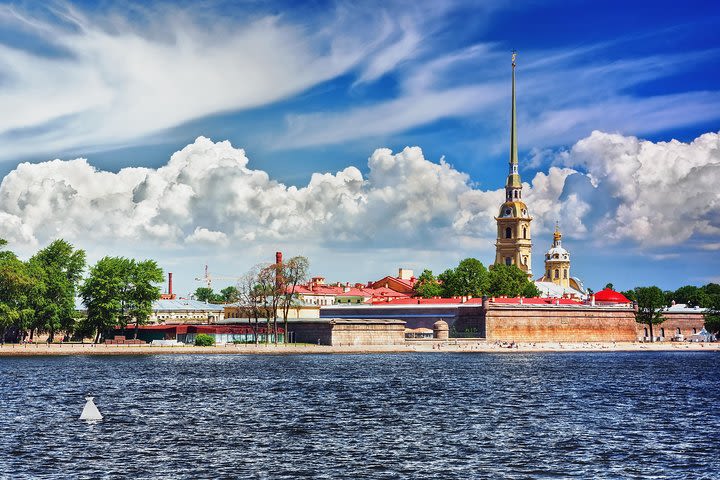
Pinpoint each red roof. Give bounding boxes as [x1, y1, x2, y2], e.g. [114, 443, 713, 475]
[491, 297, 582, 305]
[371, 297, 475, 305]
[594, 288, 631, 303]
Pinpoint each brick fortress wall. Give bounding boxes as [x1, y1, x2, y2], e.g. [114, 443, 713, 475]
[484, 306, 637, 342]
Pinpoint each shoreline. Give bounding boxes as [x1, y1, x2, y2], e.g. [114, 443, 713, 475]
[1, 341, 718, 356]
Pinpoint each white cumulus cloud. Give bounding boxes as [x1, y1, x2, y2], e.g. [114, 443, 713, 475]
[1, 131, 719, 268]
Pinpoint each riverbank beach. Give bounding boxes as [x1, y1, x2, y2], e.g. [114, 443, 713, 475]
[1, 341, 718, 356]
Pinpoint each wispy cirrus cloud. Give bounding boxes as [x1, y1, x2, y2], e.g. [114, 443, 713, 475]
[278, 41, 720, 150]
[0, 1, 462, 162]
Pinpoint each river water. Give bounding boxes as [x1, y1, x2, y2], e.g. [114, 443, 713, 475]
[1, 352, 718, 479]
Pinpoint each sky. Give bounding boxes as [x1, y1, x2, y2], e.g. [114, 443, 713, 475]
[0, 0, 719, 296]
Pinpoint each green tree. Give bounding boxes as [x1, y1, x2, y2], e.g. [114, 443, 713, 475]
[671, 285, 710, 307]
[194, 287, 223, 303]
[27, 239, 86, 342]
[622, 289, 637, 302]
[486, 264, 540, 298]
[80, 257, 129, 343]
[413, 269, 443, 298]
[220, 286, 240, 303]
[0, 240, 35, 343]
[127, 260, 163, 339]
[604, 283, 614, 290]
[703, 294, 720, 336]
[194, 287, 215, 302]
[439, 258, 488, 297]
[634, 286, 666, 342]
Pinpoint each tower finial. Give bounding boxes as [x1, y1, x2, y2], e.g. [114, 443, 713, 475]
[510, 50, 518, 167]
[553, 221, 562, 245]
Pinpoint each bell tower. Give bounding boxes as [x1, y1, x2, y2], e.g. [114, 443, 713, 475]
[494, 51, 532, 275]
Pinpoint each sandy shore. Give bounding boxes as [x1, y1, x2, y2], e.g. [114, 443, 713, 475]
[0, 341, 718, 356]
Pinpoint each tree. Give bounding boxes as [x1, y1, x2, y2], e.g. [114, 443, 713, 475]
[703, 295, 720, 336]
[0, 240, 35, 343]
[80, 256, 160, 343]
[256, 264, 282, 344]
[194, 287, 217, 303]
[220, 286, 240, 303]
[414, 269, 443, 298]
[634, 286, 666, 342]
[80, 257, 127, 343]
[127, 260, 163, 339]
[671, 285, 710, 307]
[486, 264, 540, 298]
[238, 266, 264, 344]
[278, 256, 309, 344]
[27, 239, 86, 342]
[439, 258, 488, 297]
[622, 289, 637, 302]
[604, 283, 614, 290]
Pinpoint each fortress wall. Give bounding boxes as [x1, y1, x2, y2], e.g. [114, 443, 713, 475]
[485, 307, 638, 342]
[639, 311, 705, 339]
[331, 321, 407, 346]
[289, 319, 406, 346]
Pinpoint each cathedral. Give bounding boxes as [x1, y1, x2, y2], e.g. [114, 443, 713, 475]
[493, 53, 586, 298]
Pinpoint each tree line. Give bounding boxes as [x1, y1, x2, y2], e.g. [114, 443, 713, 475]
[193, 286, 240, 304]
[413, 258, 541, 299]
[0, 238, 163, 343]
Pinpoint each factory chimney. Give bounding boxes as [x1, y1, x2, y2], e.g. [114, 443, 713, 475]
[275, 251, 283, 289]
[160, 272, 177, 300]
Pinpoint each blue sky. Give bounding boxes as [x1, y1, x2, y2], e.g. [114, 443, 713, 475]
[0, 0, 719, 295]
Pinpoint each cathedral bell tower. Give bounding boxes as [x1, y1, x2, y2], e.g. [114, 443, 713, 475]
[494, 51, 532, 275]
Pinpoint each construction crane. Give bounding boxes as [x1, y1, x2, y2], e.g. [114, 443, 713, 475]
[194, 264, 240, 290]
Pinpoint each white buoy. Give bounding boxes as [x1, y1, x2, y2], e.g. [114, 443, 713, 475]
[80, 396, 103, 421]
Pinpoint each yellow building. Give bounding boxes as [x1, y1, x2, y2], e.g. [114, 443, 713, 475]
[543, 224, 571, 288]
[494, 52, 532, 276]
[536, 224, 586, 298]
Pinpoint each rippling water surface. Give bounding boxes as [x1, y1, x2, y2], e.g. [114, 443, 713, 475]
[1, 352, 719, 479]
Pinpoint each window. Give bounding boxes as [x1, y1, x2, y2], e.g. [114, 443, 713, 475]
[514, 190, 518, 198]
[505, 227, 512, 239]
[554, 269, 559, 279]
[660, 328, 665, 338]
[644, 327, 648, 338]
[676, 328, 681, 335]
[547, 270, 551, 278]
[523, 227, 527, 239]
[505, 257, 512, 266]
[693, 328, 697, 334]
[563, 269, 567, 279]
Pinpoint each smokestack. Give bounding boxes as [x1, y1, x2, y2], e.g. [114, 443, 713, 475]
[168, 273, 173, 296]
[275, 251, 283, 289]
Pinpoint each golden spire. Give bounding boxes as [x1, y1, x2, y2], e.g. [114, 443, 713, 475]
[505, 50, 521, 193]
[510, 50, 518, 167]
[553, 222, 562, 245]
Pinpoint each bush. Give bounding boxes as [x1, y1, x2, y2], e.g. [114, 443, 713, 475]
[194, 334, 215, 346]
